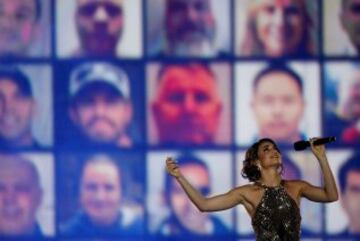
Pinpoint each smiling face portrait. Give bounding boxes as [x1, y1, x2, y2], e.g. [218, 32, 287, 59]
[0, 155, 42, 236]
[239, 0, 314, 57]
[256, 140, 282, 170]
[79, 156, 122, 226]
[0, 68, 36, 148]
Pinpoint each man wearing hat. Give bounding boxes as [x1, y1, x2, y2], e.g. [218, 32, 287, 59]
[0, 66, 39, 148]
[69, 62, 133, 147]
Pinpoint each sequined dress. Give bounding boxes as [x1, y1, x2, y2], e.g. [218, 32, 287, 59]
[252, 181, 301, 241]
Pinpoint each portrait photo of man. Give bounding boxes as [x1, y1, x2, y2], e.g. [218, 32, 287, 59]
[0, 0, 50, 57]
[0, 153, 54, 237]
[56, 0, 142, 58]
[235, 61, 321, 147]
[0, 65, 53, 149]
[61, 62, 142, 148]
[147, 0, 231, 58]
[325, 150, 360, 236]
[147, 62, 231, 146]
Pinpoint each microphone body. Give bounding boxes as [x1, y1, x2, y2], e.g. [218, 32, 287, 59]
[293, 136, 336, 151]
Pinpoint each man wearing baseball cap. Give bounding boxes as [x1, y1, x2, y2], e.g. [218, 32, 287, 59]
[68, 62, 134, 147]
[0, 66, 39, 148]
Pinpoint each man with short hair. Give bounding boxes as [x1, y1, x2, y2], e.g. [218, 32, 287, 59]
[60, 154, 143, 235]
[151, 63, 223, 146]
[250, 64, 306, 145]
[0, 66, 39, 148]
[68, 62, 134, 147]
[0, 0, 42, 57]
[73, 0, 124, 57]
[0, 154, 44, 236]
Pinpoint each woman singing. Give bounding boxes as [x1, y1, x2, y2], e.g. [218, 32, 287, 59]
[165, 138, 338, 241]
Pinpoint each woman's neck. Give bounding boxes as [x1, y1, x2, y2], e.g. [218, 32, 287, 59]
[259, 169, 282, 187]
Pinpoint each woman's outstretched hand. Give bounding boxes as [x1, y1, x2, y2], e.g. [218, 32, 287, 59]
[166, 157, 181, 178]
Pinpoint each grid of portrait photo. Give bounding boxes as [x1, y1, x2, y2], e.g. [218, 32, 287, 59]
[1, 0, 360, 241]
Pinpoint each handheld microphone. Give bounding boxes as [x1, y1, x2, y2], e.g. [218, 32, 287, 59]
[293, 136, 336, 151]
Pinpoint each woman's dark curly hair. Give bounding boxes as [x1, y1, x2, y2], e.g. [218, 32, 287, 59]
[241, 138, 281, 182]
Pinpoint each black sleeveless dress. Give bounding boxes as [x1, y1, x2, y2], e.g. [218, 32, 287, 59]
[252, 181, 301, 241]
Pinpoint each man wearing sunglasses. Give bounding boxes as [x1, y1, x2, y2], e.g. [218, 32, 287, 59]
[73, 0, 124, 57]
[156, 153, 231, 236]
[341, 0, 360, 55]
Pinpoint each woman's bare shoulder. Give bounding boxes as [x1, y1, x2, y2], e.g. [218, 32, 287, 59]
[232, 183, 262, 195]
[283, 179, 310, 190]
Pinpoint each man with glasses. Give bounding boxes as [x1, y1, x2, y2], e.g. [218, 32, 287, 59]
[73, 0, 124, 57]
[156, 153, 231, 236]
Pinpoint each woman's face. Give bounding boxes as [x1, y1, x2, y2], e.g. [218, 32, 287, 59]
[257, 141, 282, 169]
[254, 0, 306, 56]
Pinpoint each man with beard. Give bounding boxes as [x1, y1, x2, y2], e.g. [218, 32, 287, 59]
[151, 63, 223, 146]
[72, 0, 124, 57]
[0, 0, 43, 57]
[156, 153, 231, 236]
[0, 66, 40, 149]
[68, 62, 134, 147]
[159, 0, 220, 57]
[0, 154, 44, 236]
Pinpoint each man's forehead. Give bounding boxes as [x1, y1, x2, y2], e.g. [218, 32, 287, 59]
[0, 160, 37, 184]
[255, 72, 301, 93]
[159, 67, 216, 90]
[77, 0, 123, 6]
[83, 162, 120, 181]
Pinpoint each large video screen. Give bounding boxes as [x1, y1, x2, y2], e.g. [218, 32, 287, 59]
[0, 0, 360, 240]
